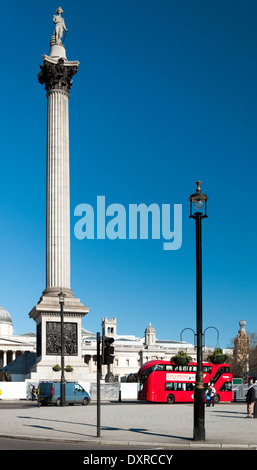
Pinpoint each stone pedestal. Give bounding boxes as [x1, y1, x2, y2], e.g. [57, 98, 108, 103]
[28, 291, 89, 381]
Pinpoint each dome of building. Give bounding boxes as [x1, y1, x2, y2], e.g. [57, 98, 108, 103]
[0, 306, 12, 324]
[0, 307, 13, 336]
[145, 323, 155, 334]
[239, 320, 246, 330]
[145, 323, 156, 346]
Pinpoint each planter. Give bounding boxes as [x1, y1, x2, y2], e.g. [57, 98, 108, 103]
[207, 348, 229, 364]
[208, 354, 227, 364]
[171, 351, 192, 366]
[52, 364, 74, 372]
[173, 356, 190, 366]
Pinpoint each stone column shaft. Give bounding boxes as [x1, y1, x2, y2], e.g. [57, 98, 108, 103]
[46, 89, 70, 289]
[38, 54, 79, 295]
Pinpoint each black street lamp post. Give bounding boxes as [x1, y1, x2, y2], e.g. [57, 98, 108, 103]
[189, 181, 208, 441]
[58, 290, 66, 406]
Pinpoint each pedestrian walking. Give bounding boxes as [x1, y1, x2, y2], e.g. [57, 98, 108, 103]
[245, 383, 256, 418]
[206, 386, 211, 407]
[210, 384, 216, 406]
[31, 385, 37, 401]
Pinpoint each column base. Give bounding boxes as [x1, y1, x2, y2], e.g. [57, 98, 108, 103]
[42, 287, 75, 298]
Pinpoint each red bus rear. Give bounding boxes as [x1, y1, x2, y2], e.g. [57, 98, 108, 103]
[137, 360, 233, 404]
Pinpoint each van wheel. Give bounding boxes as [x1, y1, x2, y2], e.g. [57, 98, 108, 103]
[56, 398, 62, 406]
[82, 397, 89, 406]
[167, 394, 175, 404]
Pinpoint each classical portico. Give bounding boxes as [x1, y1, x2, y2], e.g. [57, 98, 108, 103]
[0, 306, 35, 371]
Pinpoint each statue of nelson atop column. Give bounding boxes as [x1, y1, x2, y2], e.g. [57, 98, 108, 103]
[52, 6, 68, 45]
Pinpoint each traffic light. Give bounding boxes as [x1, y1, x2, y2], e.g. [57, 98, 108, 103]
[102, 336, 115, 365]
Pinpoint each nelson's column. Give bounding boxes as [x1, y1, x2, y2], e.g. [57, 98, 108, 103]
[28, 8, 89, 380]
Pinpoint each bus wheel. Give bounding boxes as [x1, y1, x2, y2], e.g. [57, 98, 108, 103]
[214, 394, 220, 404]
[56, 398, 62, 406]
[167, 394, 175, 404]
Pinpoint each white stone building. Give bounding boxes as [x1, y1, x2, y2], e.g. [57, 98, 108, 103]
[1, 308, 197, 382]
[81, 317, 197, 382]
[0, 306, 35, 374]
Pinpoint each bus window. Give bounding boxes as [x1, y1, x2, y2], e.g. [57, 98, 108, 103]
[219, 382, 232, 391]
[173, 365, 189, 371]
[165, 382, 195, 391]
[165, 382, 180, 391]
[187, 383, 195, 391]
[165, 383, 174, 391]
[139, 366, 155, 385]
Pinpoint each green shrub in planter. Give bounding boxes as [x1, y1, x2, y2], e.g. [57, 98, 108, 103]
[207, 347, 229, 364]
[65, 365, 73, 372]
[52, 364, 61, 372]
[171, 350, 192, 366]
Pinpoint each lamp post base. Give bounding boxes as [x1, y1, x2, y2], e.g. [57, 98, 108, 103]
[193, 426, 206, 441]
[193, 386, 205, 441]
[60, 376, 66, 406]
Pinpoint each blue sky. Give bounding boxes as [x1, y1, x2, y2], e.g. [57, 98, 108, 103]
[1, 0, 257, 348]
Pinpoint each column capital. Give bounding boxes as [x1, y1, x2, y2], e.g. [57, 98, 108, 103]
[38, 56, 79, 93]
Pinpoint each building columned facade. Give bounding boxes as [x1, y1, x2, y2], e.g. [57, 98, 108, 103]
[0, 307, 35, 372]
[1, 310, 198, 382]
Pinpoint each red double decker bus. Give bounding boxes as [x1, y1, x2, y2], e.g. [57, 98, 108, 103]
[137, 360, 233, 404]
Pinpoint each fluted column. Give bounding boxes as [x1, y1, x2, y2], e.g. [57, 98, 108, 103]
[38, 56, 79, 295]
[46, 88, 70, 289]
[3, 351, 7, 368]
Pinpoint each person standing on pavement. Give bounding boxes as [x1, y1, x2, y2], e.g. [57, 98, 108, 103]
[206, 386, 211, 407]
[245, 383, 256, 418]
[210, 384, 216, 406]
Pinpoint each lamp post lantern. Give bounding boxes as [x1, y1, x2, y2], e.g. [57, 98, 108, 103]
[58, 289, 66, 406]
[189, 181, 208, 441]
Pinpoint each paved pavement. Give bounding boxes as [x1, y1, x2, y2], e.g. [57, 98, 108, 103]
[0, 401, 256, 449]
